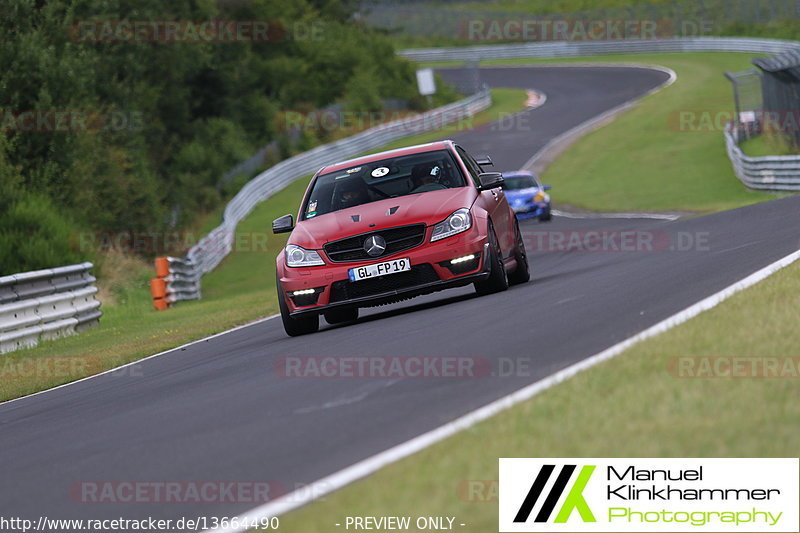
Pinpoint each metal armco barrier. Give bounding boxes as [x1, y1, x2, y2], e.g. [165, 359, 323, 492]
[725, 124, 800, 190]
[150, 257, 201, 310]
[152, 89, 492, 308]
[398, 37, 800, 62]
[0, 262, 102, 354]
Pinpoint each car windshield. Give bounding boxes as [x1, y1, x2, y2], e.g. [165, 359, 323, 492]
[503, 175, 538, 190]
[302, 149, 467, 219]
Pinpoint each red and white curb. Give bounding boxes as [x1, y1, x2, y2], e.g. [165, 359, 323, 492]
[525, 89, 547, 109]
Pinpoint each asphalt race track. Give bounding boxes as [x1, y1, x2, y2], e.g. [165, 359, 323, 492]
[2, 67, 799, 527]
[439, 66, 671, 170]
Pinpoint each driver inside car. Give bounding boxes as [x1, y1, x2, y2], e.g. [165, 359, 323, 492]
[410, 162, 447, 192]
[333, 177, 370, 209]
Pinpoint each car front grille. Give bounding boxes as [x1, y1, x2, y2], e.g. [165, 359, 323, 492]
[323, 224, 426, 263]
[329, 264, 439, 303]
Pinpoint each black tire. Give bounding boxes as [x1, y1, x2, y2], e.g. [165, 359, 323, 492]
[324, 307, 359, 325]
[539, 207, 552, 222]
[277, 276, 319, 337]
[474, 223, 509, 296]
[508, 217, 530, 285]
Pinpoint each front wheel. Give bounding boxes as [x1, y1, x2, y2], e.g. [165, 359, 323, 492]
[508, 217, 530, 285]
[277, 275, 319, 337]
[474, 223, 509, 296]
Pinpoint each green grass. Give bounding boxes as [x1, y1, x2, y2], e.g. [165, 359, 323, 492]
[0, 88, 527, 402]
[740, 132, 800, 157]
[276, 256, 800, 533]
[460, 53, 783, 212]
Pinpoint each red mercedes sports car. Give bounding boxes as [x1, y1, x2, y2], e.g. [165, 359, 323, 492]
[272, 140, 530, 336]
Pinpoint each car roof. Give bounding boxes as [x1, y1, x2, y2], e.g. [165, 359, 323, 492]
[319, 140, 455, 175]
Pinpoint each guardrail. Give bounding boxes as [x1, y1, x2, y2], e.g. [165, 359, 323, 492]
[150, 257, 201, 310]
[151, 88, 492, 308]
[0, 262, 102, 354]
[725, 124, 800, 190]
[398, 37, 800, 62]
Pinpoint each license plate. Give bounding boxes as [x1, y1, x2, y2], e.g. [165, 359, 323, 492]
[348, 258, 410, 282]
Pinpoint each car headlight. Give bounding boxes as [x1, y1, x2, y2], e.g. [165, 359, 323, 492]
[431, 208, 472, 242]
[285, 244, 325, 267]
[534, 191, 547, 202]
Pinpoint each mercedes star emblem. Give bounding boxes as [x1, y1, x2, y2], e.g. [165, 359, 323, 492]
[364, 235, 387, 257]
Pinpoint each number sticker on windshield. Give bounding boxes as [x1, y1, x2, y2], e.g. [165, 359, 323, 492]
[371, 167, 389, 178]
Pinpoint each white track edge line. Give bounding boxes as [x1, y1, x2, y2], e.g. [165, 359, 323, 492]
[551, 209, 681, 220]
[206, 248, 800, 533]
[0, 314, 280, 408]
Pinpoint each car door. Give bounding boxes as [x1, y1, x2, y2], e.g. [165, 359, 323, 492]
[456, 145, 514, 257]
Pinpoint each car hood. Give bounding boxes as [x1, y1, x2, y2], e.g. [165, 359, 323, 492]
[289, 187, 477, 248]
[505, 187, 540, 200]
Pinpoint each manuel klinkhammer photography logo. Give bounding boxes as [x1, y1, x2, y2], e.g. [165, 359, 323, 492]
[513, 465, 596, 524]
[499, 458, 800, 532]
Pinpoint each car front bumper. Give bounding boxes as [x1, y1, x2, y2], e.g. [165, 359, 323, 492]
[278, 226, 491, 316]
[512, 201, 550, 219]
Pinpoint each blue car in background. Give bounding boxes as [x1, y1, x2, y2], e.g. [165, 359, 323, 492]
[502, 170, 552, 221]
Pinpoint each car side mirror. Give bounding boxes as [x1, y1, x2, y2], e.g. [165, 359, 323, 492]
[272, 214, 294, 234]
[478, 172, 504, 190]
[543, 184, 552, 191]
[475, 155, 493, 167]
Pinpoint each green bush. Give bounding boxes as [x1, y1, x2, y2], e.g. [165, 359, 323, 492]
[0, 191, 83, 275]
[0, 0, 430, 273]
